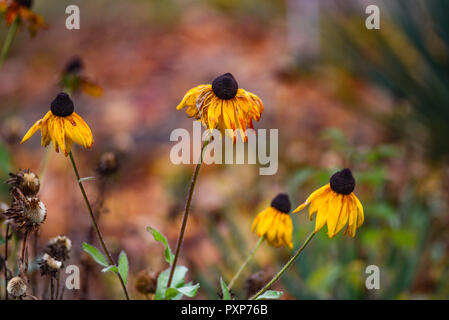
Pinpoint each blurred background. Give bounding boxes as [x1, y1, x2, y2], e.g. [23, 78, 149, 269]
[1, 0, 449, 299]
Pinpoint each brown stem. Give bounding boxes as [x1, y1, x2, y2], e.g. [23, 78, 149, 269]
[68, 151, 130, 300]
[4, 224, 10, 300]
[167, 140, 209, 288]
[21, 230, 29, 275]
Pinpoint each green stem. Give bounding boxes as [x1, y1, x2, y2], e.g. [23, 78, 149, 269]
[167, 139, 210, 288]
[228, 237, 264, 291]
[68, 151, 130, 300]
[0, 16, 20, 71]
[249, 231, 316, 300]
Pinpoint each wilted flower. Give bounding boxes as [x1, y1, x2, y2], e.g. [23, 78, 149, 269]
[0, 0, 47, 36]
[38, 253, 62, 277]
[7, 276, 27, 297]
[45, 235, 72, 262]
[96, 152, 119, 176]
[20, 92, 94, 156]
[61, 56, 103, 97]
[251, 193, 294, 249]
[176, 73, 264, 143]
[293, 168, 364, 238]
[7, 169, 40, 196]
[4, 193, 46, 233]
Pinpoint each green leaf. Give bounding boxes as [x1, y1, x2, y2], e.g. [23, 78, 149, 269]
[78, 176, 96, 183]
[166, 284, 200, 299]
[255, 290, 283, 300]
[118, 250, 129, 285]
[154, 266, 188, 300]
[147, 227, 174, 265]
[101, 265, 118, 273]
[220, 277, 231, 300]
[82, 243, 108, 267]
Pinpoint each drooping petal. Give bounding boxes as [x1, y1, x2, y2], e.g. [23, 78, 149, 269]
[327, 194, 343, 238]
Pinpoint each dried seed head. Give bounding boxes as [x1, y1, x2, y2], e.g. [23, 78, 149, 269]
[212, 73, 238, 100]
[5, 196, 46, 232]
[39, 254, 62, 277]
[7, 169, 40, 196]
[50, 93, 74, 117]
[7, 276, 27, 297]
[135, 270, 159, 295]
[46, 236, 72, 261]
[270, 193, 291, 213]
[96, 152, 119, 176]
[329, 168, 356, 195]
[64, 56, 84, 75]
[24, 197, 46, 224]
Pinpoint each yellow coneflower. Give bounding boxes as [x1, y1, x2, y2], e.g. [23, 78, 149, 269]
[293, 168, 364, 238]
[252, 193, 293, 249]
[20, 92, 94, 156]
[61, 56, 103, 98]
[0, 0, 47, 36]
[176, 73, 264, 143]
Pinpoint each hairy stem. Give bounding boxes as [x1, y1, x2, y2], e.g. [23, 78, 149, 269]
[68, 151, 130, 300]
[228, 237, 264, 290]
[249, 231, 315, 300]
[0, 16, 20, 71]
[167, 140, 209, 288]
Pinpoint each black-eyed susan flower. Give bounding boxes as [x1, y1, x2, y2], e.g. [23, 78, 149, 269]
[252, 193, 293, 249]
[0, 0, 47, 36]
[176, 73, 264, 143]
[20, 92, 94, 156]
[293, 168, 364, 238]
[61, 56, 103, 98]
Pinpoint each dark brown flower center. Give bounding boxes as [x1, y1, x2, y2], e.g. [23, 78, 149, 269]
[270, 193, 291, 213]
[212, 73, 238, 100]
[51, 93, 74, 117]
[329, 168, 355, 195]
[16, 0, 33, 8]
[64, 56, 84, 75]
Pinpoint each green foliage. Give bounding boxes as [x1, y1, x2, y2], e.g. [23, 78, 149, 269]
[83, 243, 129, 285]
[82, 243, 108, 267]
[148, 227, 199, 300]
[220, 277, 231, 300]
[255, 290, 283, 300]
[147, 227, 175, 265]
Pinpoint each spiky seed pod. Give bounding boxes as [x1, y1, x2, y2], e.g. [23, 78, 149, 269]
[45, 236, 72, 262]
[135, 270, 159, 295]
[39, 254, 62, 278]
[7, 169, 40, 196]
[5, 195, 46, 233]
[7, 276, 27, 297]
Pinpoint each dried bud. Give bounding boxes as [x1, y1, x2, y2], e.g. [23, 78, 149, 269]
[39, 254, 62, 277]
[7, 276, 27, 297]
[245, 271, 271, 299]
[7, 169, 40, 196]
[45, 236, 72, 261]
[135, 270, 159, 295]
[96, 152, 119, 176]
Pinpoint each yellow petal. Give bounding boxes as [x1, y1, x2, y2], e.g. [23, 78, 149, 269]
[353, 193, 364, 227]
[327, 194, 343, 238]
